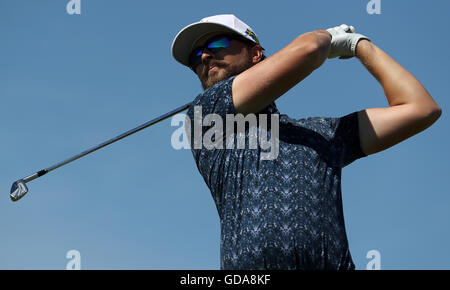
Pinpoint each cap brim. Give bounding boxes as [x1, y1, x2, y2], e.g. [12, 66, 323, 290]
[171, 22, 243, 68]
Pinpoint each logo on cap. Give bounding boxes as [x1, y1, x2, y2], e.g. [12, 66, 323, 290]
[245, 29, 259, 44]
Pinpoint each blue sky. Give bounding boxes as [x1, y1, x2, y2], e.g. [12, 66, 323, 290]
[1, 0, 449, 269]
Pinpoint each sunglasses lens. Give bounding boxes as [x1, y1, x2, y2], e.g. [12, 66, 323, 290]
[189, 48, 203, 70]
[189, 36, 232, 70]
[207, 36, 231, 52]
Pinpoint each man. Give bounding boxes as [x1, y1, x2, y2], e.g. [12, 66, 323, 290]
[171, 14, 441, 270]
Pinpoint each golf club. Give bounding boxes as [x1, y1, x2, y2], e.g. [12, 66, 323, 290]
[10, 102, 192, 202]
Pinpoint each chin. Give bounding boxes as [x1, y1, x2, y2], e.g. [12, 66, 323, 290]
[202, 71, 228, 90]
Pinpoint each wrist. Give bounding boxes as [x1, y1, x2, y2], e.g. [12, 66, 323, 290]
[315, 29, 332, 41]
[355, 39, 373, 59]
[313, 30, 332, 54]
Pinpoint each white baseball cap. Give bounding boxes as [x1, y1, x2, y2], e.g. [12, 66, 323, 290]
[171, 14, 263, 68]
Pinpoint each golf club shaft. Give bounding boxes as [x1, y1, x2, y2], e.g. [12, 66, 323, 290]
[22, 102, 192, 184]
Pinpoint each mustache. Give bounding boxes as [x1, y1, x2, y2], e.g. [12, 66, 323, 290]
[201, 60, 225, 78]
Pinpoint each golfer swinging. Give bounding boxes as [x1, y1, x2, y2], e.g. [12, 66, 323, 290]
[171, 15, 441, 270]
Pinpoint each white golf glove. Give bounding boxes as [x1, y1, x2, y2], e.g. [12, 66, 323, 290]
[326, 24, 370, 59]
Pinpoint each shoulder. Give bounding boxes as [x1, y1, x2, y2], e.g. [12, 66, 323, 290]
[280, 112, 359, 141]
[281, 114, 338, 131]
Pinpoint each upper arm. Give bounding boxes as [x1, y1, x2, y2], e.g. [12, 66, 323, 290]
[357, 103, 442, 156]
[232, 31, 330, 115]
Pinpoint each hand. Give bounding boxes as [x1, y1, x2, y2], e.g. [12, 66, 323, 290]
[326, 24, 370, 59]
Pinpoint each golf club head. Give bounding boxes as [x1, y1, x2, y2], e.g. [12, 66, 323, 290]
[10, 180, 28, 202]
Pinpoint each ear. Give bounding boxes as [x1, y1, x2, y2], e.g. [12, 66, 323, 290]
[250, 45, 264, 64]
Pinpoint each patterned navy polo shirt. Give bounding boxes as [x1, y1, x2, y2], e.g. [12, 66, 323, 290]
[186, 76, 367, 270]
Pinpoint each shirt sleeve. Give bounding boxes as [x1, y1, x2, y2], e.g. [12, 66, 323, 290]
[334, 111, 367, 167]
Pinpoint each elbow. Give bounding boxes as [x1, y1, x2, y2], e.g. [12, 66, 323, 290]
[406, 100, 442, 132]
[424, 106, 442, 130]
[425, 99, 442, 122]
[410, 96, 442, 124]
[429, 106, 442, 123]
[416, 103, 442, 127]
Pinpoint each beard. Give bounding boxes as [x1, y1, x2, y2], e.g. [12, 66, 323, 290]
[199, 55, 253, 90]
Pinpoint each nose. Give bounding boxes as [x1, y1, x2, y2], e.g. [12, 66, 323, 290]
[201, 49, 214, 63]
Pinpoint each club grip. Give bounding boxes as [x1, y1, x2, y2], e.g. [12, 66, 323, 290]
[37, 170, 48, 177]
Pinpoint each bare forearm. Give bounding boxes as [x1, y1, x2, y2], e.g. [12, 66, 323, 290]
[307, 30, 332, 68]
[356, 40, 441, 113]
[232, 30, 331, 114]
[282, 30, 332, 71]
